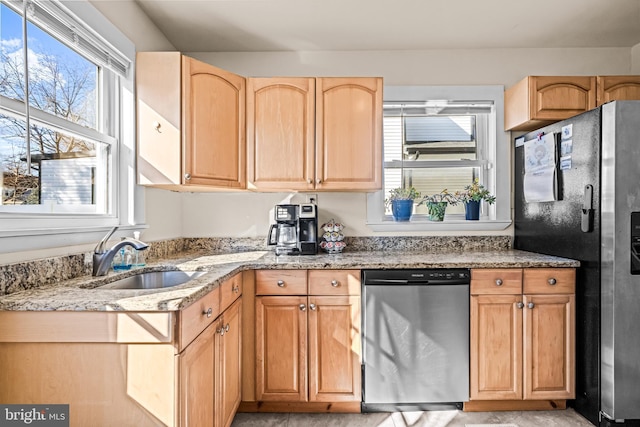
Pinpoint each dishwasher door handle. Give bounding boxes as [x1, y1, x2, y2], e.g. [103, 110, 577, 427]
[365, 279, 470, 286]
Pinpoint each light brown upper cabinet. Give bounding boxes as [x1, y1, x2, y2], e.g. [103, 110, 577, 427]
[596, 75, 640, 105]
[247, 77, 383, 191]
[505, 75, 640, 131]
[137, 52, 246, 190]
[504, 76, 596, 131]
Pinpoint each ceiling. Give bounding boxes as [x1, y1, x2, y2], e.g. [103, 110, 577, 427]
[132, 0, 640, 52]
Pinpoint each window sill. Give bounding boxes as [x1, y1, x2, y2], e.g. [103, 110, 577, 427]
[366, 219, 512, 232]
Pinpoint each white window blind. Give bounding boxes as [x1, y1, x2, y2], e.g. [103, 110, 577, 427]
[3, 0, 131, 77]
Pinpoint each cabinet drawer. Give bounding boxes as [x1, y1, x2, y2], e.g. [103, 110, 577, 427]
[308, 270, 361, 296]
[471, 269, 523, 295]
[179, 286, 220, 351]
[220, 273, 242, 312]
[523, 268, 575, 294]
[255, 270, 307, 295]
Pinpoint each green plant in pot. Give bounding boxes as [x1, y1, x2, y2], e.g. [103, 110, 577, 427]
[455, 178, 496, 220]
[385, 186, 421, 221]
[420, 189, 457, 221]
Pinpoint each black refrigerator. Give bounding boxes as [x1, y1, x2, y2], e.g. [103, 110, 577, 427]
[514, 101, 640, 427]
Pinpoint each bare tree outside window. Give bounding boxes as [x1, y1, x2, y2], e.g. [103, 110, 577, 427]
[1, 3, 99, 206]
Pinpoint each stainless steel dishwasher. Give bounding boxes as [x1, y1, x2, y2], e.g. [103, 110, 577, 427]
[361, 269, 470, 412]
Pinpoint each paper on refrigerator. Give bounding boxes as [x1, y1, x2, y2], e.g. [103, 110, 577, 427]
[523, 133, 558, 202]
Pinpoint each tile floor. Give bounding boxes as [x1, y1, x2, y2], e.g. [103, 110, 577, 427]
[231, 408, 594, 427]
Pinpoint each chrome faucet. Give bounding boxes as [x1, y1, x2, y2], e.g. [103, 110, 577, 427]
[92, 226, 149, 276]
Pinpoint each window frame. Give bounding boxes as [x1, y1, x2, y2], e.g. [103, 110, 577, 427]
[366, 85, 511, 231]
[0, 0, 144, 254]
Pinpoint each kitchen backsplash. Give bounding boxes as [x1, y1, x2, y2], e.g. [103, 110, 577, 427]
[0, 235, 512, 295]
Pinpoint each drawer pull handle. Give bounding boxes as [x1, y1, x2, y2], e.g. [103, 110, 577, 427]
[495, 279, 503, 286]
[299, 304, 306, 312]
[309, 303, 317, 311]
[204, 307, 213, 318]
[528, 302, 535, 309]
[331, 280, 339, 287]
[548, 278, 557, 285]
[517, 302, 524, 309]
[232, 285, 239, 293]
[277, 280, 285, 287]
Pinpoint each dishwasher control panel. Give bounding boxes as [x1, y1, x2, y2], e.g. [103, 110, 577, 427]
[363, 268, 470, 285]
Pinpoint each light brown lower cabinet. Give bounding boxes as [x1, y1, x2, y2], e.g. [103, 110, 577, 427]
[244, 269, 362, 412]
[180, 298, 242, 427]
[0, 272, 244, 427]
[467, 268, 575, 411]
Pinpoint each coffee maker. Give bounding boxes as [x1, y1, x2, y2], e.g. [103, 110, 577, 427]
[267, 203, 318, 255]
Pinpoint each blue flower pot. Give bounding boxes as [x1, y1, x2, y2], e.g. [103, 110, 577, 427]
[465, 200, 481, 220]
[391, 199, 414, 221]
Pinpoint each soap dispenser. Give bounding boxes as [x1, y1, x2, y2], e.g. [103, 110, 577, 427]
[112, 237, 133, 271]
[132, 231, 146, 268]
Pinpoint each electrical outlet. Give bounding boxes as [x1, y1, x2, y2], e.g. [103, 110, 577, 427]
[307, 194, 318, 204]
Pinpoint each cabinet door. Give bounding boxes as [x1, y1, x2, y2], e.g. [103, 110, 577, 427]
[523, 294, 575, 400]
[315, 78, 382, 191]
[219, 299, 242, 427]
[505, 76, 596, 131]
[255, 296, 308, 402]
[529, 76, 596, 122]
[308, 296, 361, 402]
[182, 56, 246, 188]
[179, 320, 216, 427]
[597, 75, 640, 105]
[470, 294, 523, 400]
[247, 78, 315, 190]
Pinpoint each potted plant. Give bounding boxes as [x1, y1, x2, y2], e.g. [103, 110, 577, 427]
[455, 178, 496, 220]
[419, 189, 457, 221]
[385, 186, 421, 221]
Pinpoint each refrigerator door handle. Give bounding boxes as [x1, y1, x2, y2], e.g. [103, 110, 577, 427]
[581, 184, 594, 233]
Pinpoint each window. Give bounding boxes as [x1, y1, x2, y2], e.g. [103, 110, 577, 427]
[0, 0, 140, 252]
[367, 85, 511, 231]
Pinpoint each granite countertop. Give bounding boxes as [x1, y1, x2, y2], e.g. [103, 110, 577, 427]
[0, 249, 579, 312]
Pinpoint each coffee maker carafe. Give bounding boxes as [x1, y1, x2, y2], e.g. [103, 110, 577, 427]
[267, 203, 318, 255]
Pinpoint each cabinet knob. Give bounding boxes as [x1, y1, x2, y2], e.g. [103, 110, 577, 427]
[309, 303, 317, 311]
[152, 121, 162, 132]
[548, 278, 557, 285]
[184, 173, 191, 181]
[225, 323, 230, 332]
[299, 304, 306, 312]
[316, 179, 322, 184]
[217, 325, 225, 336]
[331, 280, 339, 287]
[495, 279, 503, 286]
[528, 302, 535, 309]
[232, 285, 239, 293]
[277, 280, 285, 287]
[307, 179, 313, 184]
[203, 307, 213, 318]
[517, 302, 524, 309]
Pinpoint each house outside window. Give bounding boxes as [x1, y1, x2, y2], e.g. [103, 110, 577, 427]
[367, 85, 511, 231]
[0, 0, 139, 253]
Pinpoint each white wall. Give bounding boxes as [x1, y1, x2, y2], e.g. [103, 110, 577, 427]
[172, 48, 634, 238]
[90, 0, 175, 52]
[633, 43, 640, 73]
[84, 6, 639, 240]
[89, 1, 183, 242]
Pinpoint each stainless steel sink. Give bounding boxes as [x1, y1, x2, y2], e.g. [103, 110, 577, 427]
[98, 270, 206, 290]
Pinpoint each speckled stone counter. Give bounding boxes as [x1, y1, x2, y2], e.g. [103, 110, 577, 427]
[0, 249, 579, 312]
